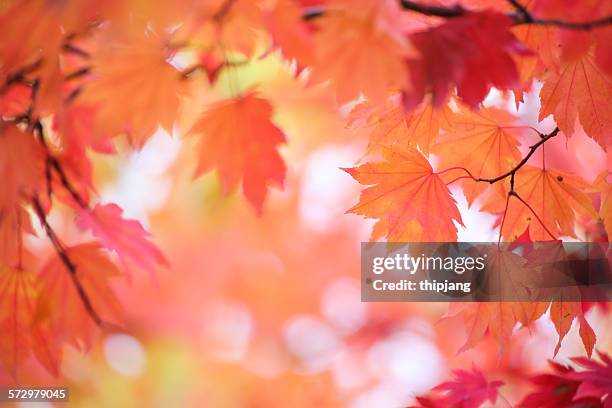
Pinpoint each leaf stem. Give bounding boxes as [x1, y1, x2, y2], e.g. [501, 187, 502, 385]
[511, 191, 557, 240]
[438, 166, 476, 179]
[445, 175, 475, 185]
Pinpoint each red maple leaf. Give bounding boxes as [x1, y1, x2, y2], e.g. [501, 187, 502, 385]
[76, 203, 168, 278]
[414, 367, 504, 408]
[403, 10, 530, 110]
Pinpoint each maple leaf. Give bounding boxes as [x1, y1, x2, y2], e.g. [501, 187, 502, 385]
[569, 351, 612, 401]
[0, 124, 45, 211]
[76, 203, 167, 278]
[264, 0, 315, 67]
[593, 172, 611, 241]
[188, 0, 265, 57]
[532, 0, 612, 75]
[404, 10, 529, 110]
[0, 205, 33, 267]
[539, 49, 612, 148]
[552, 302, 596, 357]
[49, 104, 114, 207]
[451, 248, 546, 354]
[190, 92, 287, 214]
[80, 31, 189, 148]
[511, 25, 560, 107]
[0, 266, 60, 378]
[311, 0, 412, 103]
[0, 0, 62, 84]
[350, 97, 452, 155]
[526, 241, 600, 356]
[344, 145, 463, 241]
[36, 243, 124, 351]
[414, 367, 504, 408]
[433, 106, 525, 205]
[518, 361, 583, 408]
[481, 165, 599, 241]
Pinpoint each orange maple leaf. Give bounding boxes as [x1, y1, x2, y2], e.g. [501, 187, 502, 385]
[511, 24, 560, 106]
[80, 31, 189, 148]
[0, 124, 45, 211]
[311, 0, 412, 103]
[36, 243, 124, 351]
[184, 0, 265, 57]
[344, 146, 463, 241]
[190, 92, 287, 214]
[264, 0, 315, 67]
[527, 242, 596, 356]
[539, 49, 612, 148]
[482, 166, 598, 241]
[550, 302, 595, 357]
[593, 172, 611, 241]
[450, 248, 546, 354]
[76, 203, 167, 278]
[0, 266, 61, 378]
[351, 98, 451, 155]
[433, 106, 525, 205]
[0, 205, 33, 267]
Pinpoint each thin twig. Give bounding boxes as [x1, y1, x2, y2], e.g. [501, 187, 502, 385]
[33, 121, 89, 209]
[31, 196, 103, 327]
[509, 0, 612, 29]
[477, 127, 560, 184]
[400, 0, 466, 18]
[63, 43, 91, 59]
[497, 192, 512, 245]
[511, 191, 557, 240]
[439, 127, 561, 242]
[507, 0, 533, 23]
[65, 67, 91, 81]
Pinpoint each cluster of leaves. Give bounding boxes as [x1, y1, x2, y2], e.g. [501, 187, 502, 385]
[414, 351, 612, 407]
[0, 0, 610, 389]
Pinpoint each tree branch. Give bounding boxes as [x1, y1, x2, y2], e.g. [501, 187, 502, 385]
[33, 121, 89, 209]
[441, 127, 561, 242]
[303, 0, 612, 31]
[31, 196, 104, 327]
[400, 0, 466, 18]
[508, 0, 612, 29]
[477, 127, 560, 184]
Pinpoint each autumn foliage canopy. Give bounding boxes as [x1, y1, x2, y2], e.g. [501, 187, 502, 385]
[0, 0, 611, 406]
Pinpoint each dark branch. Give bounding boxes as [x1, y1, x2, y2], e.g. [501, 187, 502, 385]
[303, 7, 324, 21]
[32, 196, 104, 327]
[33, 121, 89, 209]
[477, 127, 560, 184]
[0, 59, 41, 94]
[513, 13, 612, 29]
[63, 43, 91, 59]
[400, 0, 466, 18]
[65, 67, 91, 81]
[508, 0, 612, 29]
[442, 127, 561, 242]
[303, 0, 612, 31]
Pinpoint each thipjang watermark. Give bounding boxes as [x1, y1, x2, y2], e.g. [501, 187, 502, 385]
[362, 242, 612, 302]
